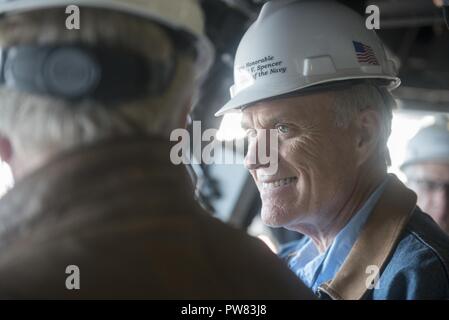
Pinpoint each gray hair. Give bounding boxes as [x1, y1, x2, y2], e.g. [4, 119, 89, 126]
[331, 82, 394, 166]
[0, 8, 196, 162]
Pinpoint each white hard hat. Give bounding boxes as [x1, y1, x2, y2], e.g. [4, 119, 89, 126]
[215, 0, 400, 116]
[0, 0, 214, 80]
[401, 116, 449, 170]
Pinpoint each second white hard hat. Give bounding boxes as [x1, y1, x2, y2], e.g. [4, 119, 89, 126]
[216, 0, 400, 116]
[401, 116, 449, 170]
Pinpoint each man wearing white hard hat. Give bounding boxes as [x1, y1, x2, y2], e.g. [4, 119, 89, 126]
[216, 0, 449, 299]
[401, 116, 449, 234]
[0, 0, 314, 299]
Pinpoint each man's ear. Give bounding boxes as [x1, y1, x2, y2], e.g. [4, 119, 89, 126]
[355, 108, 381, 167]
[0, 135, 12, 165]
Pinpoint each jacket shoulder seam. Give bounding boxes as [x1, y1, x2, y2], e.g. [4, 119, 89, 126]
[403, 228, 449, 283]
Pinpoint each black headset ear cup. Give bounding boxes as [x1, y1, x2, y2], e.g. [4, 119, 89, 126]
[42, 47, 100, 98]
[2, 46, 100, 99]
[0, 44, 173, 104]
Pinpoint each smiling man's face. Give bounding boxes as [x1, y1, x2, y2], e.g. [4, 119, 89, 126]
[242, 91, 361, 230]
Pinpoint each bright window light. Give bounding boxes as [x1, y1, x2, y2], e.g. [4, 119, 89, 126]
[0, 160, 13, 197]
[387, 110, 436, 182]
[216, 113, 246, 141]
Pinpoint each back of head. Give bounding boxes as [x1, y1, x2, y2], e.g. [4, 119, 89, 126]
[0, 1, 212, 176]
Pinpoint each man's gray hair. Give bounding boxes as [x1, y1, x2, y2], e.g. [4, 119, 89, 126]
[0, 8, 196, 163]
[332, 82, 394, 166]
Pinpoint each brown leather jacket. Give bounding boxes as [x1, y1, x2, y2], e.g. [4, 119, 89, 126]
[0, 137, 313, 299]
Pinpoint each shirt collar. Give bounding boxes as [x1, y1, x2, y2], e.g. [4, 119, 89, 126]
[288, 176, 390, 292]
[314, 176, 390, 290]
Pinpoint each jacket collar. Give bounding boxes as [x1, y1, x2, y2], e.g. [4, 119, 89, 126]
[318, 174, 417, 300]
[0, 136, 196, 249]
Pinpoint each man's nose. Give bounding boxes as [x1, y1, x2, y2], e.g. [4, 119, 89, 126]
[244, 131, 271, 170]
[244, 140, 260, 170]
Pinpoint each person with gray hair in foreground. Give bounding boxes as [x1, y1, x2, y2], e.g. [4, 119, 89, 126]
[216, 0, 449, 299]
[0, 0, 313, 299]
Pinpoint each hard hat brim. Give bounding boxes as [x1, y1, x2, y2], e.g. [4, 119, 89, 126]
[400, 157, 449, 171]
[215, 75, 400, 117]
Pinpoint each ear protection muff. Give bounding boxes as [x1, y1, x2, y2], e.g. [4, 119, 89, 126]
[0, 44, 175, 104]
[1, 45, 100, 99]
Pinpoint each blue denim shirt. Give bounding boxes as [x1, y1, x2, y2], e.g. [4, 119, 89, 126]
[283, 179, 389, 293]
[279, 178, 449, 300]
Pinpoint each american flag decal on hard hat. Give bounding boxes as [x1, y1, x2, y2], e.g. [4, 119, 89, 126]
[353, 41, 379, 65]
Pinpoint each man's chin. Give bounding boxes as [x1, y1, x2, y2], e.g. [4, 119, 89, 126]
[260, 206, 290, 228]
